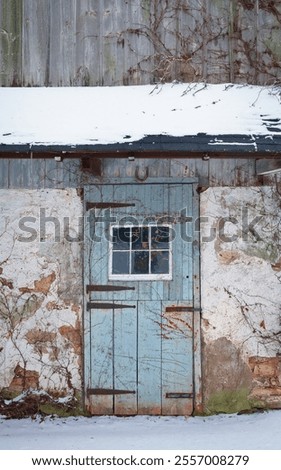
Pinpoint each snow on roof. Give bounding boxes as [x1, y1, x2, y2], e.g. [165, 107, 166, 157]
[0, 83, 280, 148]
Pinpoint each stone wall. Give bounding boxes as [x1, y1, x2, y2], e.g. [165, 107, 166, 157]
[1, 184, 280, 415]
[201, 186, 281, 413]
[0, 189, 83, 400]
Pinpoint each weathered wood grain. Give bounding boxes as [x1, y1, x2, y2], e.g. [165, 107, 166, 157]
[1, 0, 281, 86]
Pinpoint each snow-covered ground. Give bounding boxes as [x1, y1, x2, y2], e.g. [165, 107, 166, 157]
[0, 410, 280, 450]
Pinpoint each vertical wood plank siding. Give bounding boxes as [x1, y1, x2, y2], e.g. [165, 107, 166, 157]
[1, 0, 281, 87]
[0, 158, 264, 189]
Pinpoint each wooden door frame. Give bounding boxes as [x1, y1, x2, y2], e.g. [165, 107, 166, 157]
[83, 178, 202, 415]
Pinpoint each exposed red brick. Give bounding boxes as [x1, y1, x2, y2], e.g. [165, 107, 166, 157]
[46, 301, 64, 311]
[0, 277, 13, 289]
[217, 250, 240, 265]
[9, 365, 39, 392]
[19, 287, 33, 294]
[271, 258, 281, 271]
[59, 324, 81, 355]
[34, 273, 56, 295]
[19, 272, 56, 296]
[71, 304, 80, 314]
[249, 356, 280, 379]
[25, 329, 57, 355]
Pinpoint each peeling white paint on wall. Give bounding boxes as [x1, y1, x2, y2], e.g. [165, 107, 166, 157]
[200, 186, 281, 407]
[0, 189, 83, 395]
[1, 184, 280, 413]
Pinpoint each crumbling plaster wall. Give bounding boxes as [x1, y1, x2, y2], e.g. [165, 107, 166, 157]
[1, 184, 281, 415]
[0, 189, 83, 397]
[200, 186, 281, 412]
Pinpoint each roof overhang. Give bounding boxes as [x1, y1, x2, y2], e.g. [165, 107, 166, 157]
[1, 83, 281, 159]
[1, 133, 281, 159]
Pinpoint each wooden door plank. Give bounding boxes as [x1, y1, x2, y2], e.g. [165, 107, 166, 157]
[181, 183, 194, 300]
[168, 183, 183, 301]
[88, 305, 114, 414]
[192, 183, 203, 414]
[85, 182, 198, 416]
[161, 302, 193, 416]
[114, 305, 138, 415]
[168, 183, 193, 301]
[88, 186, 113, 289]
[137, 300, 162, 415]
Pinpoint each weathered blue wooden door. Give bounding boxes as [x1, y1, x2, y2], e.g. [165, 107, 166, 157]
[84, 182, 196, 415]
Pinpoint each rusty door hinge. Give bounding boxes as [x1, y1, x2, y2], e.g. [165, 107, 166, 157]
[86, 202, 135, 211]
[87, 388, 136, 396]
[87, 302, 136, 310]
[166, 393, 193, 399]
[165, 306, 201, 313]
[86, 284, 135, 293]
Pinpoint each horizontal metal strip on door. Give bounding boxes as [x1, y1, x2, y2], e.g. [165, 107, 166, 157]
[166, 393, 193, 399]
[165, 306, 201, 313]
[86, 202, 135, 210]
[87, 388, 136, 396]
[87, 302, 136, 310]
[86, 284, 135, 293]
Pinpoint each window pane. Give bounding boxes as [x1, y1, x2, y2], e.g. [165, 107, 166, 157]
[151, 226, 170, 249]
[151, 251, 169, 274]
[132, 227, 149, 250]
[132, 251, 149, 274]
[112, 251, 130, 274]
[112, 227, 130, 250]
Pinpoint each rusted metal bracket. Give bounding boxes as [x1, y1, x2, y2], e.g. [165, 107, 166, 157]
[166, 393, 193, 399]
[86, 202, 135, 210]
[86, 284, 135, 293]
[87, 302, 136, 310]
[165, 306, 201, 313]
[87, 388, 136, 396]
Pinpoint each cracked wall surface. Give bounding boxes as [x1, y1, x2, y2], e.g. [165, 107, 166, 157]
[201, 186, 281, 411]
[0, 189, 83, 397]
[1, 184, 280, 414]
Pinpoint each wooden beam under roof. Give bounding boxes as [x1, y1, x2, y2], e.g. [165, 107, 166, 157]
[1, 150, 281, 160]
[1, 133, 281, 157]
[256, 158, 281, 175]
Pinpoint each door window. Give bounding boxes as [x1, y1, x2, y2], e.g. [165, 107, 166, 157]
[109, 225, 172, 280]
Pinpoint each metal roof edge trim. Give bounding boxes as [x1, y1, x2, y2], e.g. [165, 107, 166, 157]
[0, 134, 281, 155]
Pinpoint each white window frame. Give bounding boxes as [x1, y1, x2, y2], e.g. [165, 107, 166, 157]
[108, 224, 173, 281]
